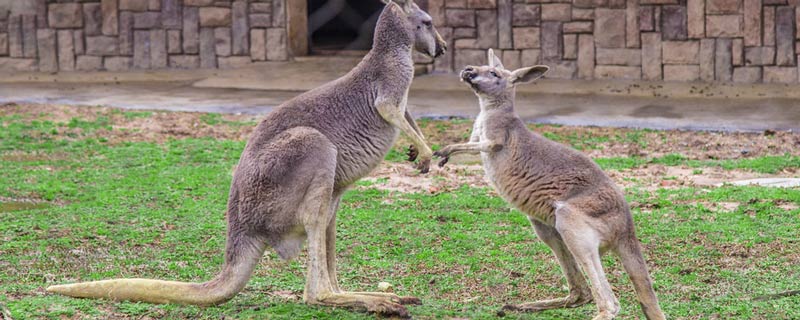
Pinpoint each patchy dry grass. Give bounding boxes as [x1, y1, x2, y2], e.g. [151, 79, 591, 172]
[1, 103, 799, 319]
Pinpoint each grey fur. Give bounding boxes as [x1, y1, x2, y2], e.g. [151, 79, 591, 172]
[435, 49, 666, 320]
[47, 2, 446, 317]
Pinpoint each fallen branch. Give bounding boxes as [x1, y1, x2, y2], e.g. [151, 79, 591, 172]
[752, 290, 800, 301]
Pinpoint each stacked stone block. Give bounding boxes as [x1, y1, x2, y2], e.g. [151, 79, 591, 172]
[0, 0, 289, 72]
[2, 0, 800, 85]
[425, 0, 800, 83]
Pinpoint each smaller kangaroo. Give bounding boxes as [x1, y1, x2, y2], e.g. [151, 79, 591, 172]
[435, 49, 666, 320]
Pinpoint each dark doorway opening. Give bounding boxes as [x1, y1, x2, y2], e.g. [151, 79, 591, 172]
[307, 0, 384, 55]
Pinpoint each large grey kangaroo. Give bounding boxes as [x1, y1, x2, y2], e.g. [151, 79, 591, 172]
[47, 1, 446, 317]
[435, 49, 665, 320]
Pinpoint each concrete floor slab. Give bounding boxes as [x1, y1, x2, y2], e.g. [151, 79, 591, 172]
[1, 57, 799, 132]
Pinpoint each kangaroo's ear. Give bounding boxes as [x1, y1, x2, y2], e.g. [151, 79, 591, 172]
[487, 49, 504, 70]
[402, 0, 415, 13]
[381, 0, 400, 9]
[383, 0, 413, 12]
[509, 65, 549, 84]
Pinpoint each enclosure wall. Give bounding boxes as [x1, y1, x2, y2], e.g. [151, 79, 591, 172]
[2, 0, 800, 84]
[0, 0, 289, 72]
[421, 0, 800, 84]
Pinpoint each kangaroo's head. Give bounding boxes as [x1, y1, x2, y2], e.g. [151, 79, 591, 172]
[461, 49, 549, 102]
[380, 0, 447, 58]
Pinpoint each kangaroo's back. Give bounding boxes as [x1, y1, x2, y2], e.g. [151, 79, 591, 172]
[481, 110, 621, 224]
[242, 59, 404, 188]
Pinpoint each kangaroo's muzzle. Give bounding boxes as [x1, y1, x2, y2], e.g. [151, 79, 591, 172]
[460, 67, 477, 84]
[434, 42, 447, 58]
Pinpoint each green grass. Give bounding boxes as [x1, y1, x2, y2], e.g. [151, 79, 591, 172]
[1, 112, 799, 319]
[109, 109, 153, 120]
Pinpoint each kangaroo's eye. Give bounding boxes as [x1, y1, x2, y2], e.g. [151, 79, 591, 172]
[423, 20, 432, 27]
[490, 71, 499, 78]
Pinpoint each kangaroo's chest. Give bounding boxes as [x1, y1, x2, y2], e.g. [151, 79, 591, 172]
[331, 78, 413, 190]
[473, 115, 557, 224]
[331, 107, 400, 190]
[472, 112, 499, 187]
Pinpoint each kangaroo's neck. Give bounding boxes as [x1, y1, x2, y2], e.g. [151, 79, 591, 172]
[478, 94, 515, 113]
[364, 44, 414, 71]
[362, 4, 415, 75]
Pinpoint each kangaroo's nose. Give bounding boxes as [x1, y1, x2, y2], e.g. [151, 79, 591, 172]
[435, 42, 447, 57]
[460, 67, 478, 82]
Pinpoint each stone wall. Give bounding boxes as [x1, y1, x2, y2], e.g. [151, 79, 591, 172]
[3, 0, 800, 84]
[0, 0, 288, 72]
[424, 0, 800, 83]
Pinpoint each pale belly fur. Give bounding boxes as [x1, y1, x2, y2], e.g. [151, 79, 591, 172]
[476, 113, 501, 193]
[476, 115, 555, 225]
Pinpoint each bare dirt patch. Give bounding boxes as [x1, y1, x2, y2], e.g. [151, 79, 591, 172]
[3, 103, 799, 194]
[0, 150, 72, 162]
[397, 120, 800, 160]
[606, 164, 796, 190]
[359, 163, 488, 194]
[362, 162, 800, 195]
[0, 102, 258, 144]
[4, 103, 799, 160]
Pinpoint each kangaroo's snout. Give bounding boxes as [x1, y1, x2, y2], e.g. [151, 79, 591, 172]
[434, 40, 447, 58]
[460, 67, 477, 83]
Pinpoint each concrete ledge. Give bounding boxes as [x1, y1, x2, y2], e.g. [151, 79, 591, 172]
[4, 57, 800, 101]
[2, 57, 800, 133]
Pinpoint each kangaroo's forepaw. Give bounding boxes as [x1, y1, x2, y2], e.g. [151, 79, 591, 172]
[406, 145, 418, 162]
[437, 156, 449, 167]
[416, 157, 431, 174]
[432, 149, 451, 167]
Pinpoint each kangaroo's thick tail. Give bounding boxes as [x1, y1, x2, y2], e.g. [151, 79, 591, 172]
[47, 229, 266, 306]
[617, 235, 667, 320]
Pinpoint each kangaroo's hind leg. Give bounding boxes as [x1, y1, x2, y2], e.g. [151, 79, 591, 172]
[554, 203, 620, 320]
[301, 177, 410, 317]
[292, 130, 410, 317]
[325, 193, 344, 293]
[616, 235, 666, 320]
[323, 189, 420, 305]
[503, 219, 593, 312]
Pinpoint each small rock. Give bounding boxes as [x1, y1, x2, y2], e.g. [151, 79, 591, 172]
[660, 180, 677, 187]
[378, 281, 393, 292]
[271, 290, 298, 300]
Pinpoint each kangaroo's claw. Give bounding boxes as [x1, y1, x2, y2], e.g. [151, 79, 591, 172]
[407, 145, 418, 162]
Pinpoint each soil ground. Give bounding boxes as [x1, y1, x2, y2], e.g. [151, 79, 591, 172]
[3, 101, 798, 199]
[2, 103, 799, 319]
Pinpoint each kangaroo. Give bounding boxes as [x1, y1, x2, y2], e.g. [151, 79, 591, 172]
[434, 49, 665, 320]
[47, 1, 446, 317]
